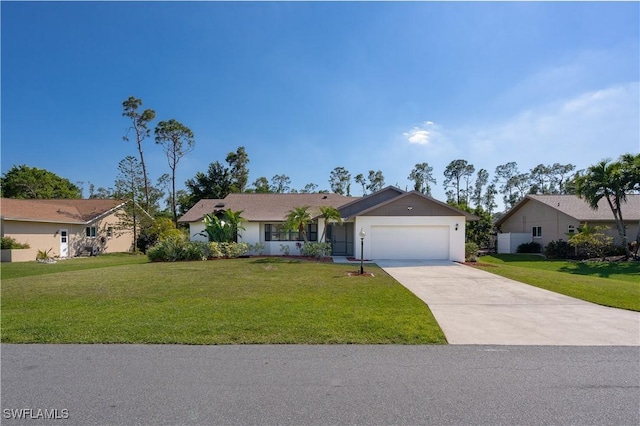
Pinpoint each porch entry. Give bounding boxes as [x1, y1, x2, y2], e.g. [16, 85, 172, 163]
[327, 222, 354, 256]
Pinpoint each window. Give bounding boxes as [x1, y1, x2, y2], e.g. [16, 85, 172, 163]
[86, 226, 97, 238]
[264, 223, 318, 241]
[567, 225, 576, 235]
[107, 227, 113, 238]
[532, 226, 542, 238]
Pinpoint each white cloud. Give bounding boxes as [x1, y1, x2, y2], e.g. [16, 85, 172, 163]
[466, 81, 640, 172]
[404, 128, 430, 144]
[403, 121, 438, 145]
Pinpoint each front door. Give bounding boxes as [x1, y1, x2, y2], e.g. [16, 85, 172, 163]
[329, 223, 354, 256]
[59, 229, 69, 257]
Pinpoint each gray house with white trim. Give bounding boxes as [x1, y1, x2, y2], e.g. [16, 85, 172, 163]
[179, 186, 477, 262]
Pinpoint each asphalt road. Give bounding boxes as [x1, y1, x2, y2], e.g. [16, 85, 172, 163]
[1, 345, 638, 426]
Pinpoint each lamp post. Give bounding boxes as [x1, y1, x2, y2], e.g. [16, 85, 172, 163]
[359, 227, 366, 275]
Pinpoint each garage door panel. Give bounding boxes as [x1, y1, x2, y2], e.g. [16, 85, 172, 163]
[370, 225, 449, 260]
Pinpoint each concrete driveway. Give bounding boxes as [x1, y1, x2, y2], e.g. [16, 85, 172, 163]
[377, 260, 640, 346]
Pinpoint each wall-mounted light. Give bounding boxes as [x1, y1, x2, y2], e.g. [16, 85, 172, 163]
[54, 230, 59, 236]
[455, 223, 459, 231]
[407, 206, 413, 211]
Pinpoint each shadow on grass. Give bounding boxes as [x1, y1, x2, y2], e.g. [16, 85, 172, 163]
[489, 254, 548, 263]
[250, 257, 302, 264]
[558, 261, 639, 279]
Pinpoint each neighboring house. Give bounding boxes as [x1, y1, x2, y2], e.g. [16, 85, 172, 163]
[0, 198, 134, 262]
[179, 186, 477, 261]
[494, 194, 640, 253]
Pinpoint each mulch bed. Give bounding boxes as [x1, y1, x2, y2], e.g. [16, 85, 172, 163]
[462, 262, 497, 267]
[346, 271, 375, 277]
[247, 255, 334, 263]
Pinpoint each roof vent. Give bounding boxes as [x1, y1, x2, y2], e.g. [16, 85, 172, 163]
[322, 195, 328, 199]
[215, 203, 225, 208]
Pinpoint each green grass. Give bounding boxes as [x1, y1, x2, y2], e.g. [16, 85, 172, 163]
[1, 256, 446, 344]
[0, 253, 148, 280]
[475, 255, 640, 311]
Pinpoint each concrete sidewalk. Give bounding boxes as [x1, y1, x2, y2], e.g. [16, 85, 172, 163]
[377, 260, 640, 346]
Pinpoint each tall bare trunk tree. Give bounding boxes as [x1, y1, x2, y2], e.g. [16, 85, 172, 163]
[122, 96, 155, 213]
[155, 119, 195, 225]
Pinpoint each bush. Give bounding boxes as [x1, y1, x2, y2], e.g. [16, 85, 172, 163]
[544, 240, 573, 259]
[517, 242, 542, 254]
[568, 223, 613, 260]
[207, 242, 249, 258]
[207, 242, 224, 259]
[147, 236, 208, 262]
[465, 242, 479, 262]
[300, 242, 332, 259]
[1, 236, 30, 250]
[137, 218, 184, 253]
[248, 242, 265, 255]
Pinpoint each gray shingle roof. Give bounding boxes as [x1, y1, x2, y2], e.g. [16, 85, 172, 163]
[178, 193, 358, 223]
[496, 194, 640, 226]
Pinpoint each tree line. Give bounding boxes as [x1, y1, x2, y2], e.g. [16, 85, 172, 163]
[1, 95, 637, 253]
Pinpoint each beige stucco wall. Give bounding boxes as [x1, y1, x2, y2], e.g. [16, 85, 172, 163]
[1, 210, 133, 260]
[1, 248, 38, 262]
[498, 200, 638, 249]
[498, 201, 580, 249]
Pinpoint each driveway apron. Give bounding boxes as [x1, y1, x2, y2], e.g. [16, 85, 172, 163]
[377, 260, 640, 345]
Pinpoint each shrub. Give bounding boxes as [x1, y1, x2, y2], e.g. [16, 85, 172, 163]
[568, 223, 613, 260]
[207, 242, 249, 258]
[465, 242, 479, 262]
[604, 244, 627, 257]
[227, 242, 249, 258]
[147, 236, 208, 262]
[183, 241, 210, 261]
[517, 242, 542, 254]
[544, 240, 573, 259]
[199, 209, 245, 243]
[280, 244, 291, 256]
[1, 236, 30, 250]
[207, 242, 224, 258]
[300, 242, 332, 259]
[137, 218, 185, 253]
[248, 242, 265, 255]
[35, 248, 56, 263]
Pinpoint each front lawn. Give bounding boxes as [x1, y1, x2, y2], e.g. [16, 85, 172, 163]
[475, 255, 640, 311]
[1, 257, 446, 344]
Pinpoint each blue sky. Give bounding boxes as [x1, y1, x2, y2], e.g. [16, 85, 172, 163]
[2, 1, 638, 205]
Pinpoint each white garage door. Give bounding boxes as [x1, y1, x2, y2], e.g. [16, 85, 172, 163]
[370, 225, 450, 260]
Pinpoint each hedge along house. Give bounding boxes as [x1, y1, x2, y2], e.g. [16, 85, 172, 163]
[179, 186, 477, 262]
[178, 192, 357, 255]
[494, 194, 640, 254]
[0, 198, 135, 262]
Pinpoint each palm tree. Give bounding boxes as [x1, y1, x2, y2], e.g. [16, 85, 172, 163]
[319, 206, 342, 242]
[574, 157, 630, 258]
[284, 206, 312, 243]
